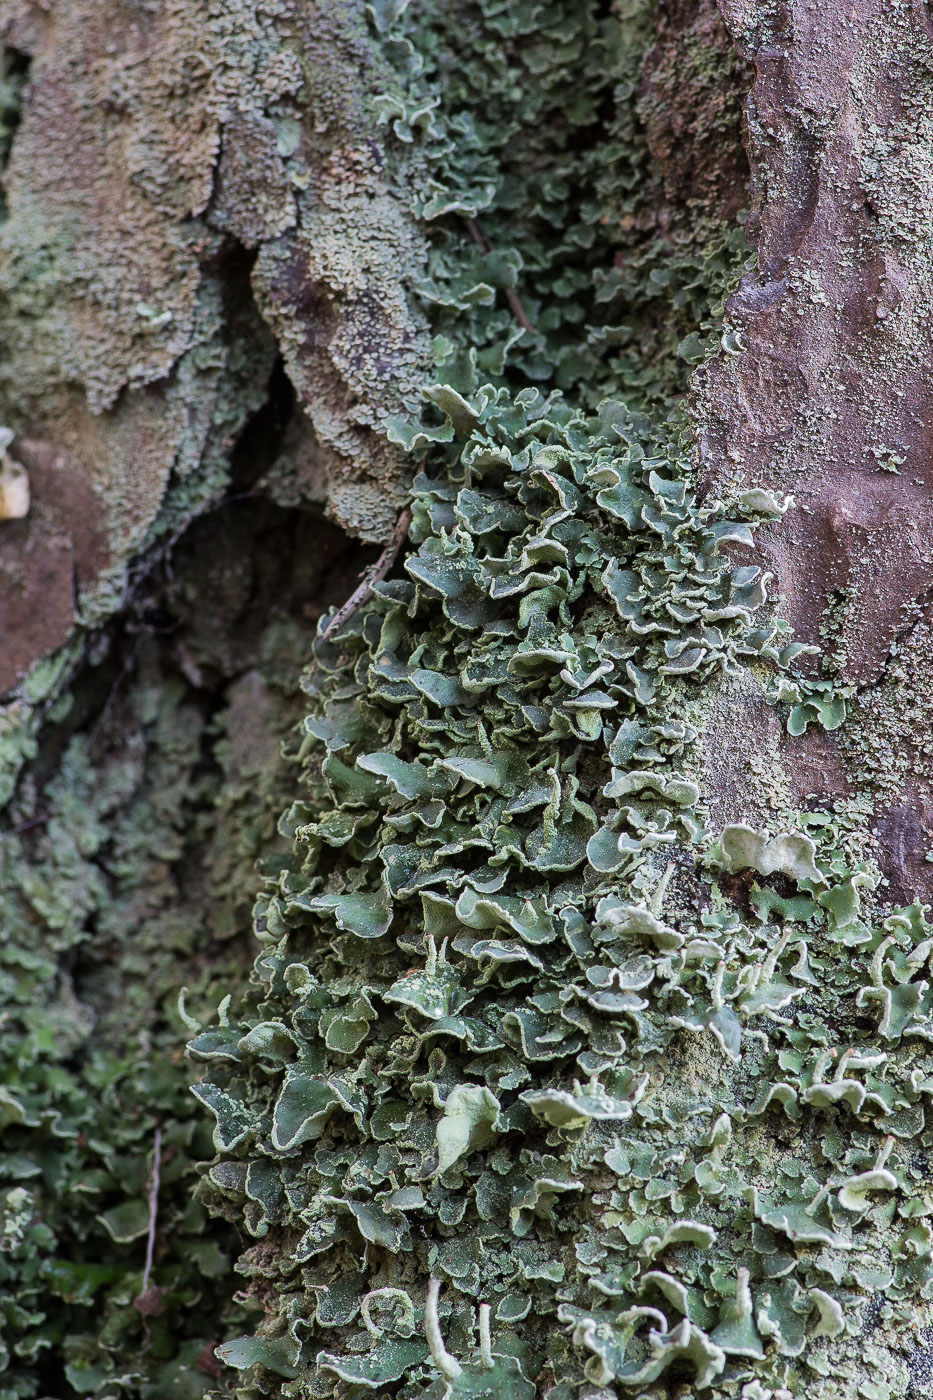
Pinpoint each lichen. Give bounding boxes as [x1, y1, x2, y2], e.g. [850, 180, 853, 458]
[4, 1, 932, 1398]
[184, 4, 933, 1398]
[0, 500, 358, 1398]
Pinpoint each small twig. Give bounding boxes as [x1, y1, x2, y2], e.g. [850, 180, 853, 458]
[425, 1278, 463, 1382]
[478, 1303, 494, 1369]
[465, 217, 535, 334]
[141, 1127, 162, 1298]
[134, 1127, 165, 1344]
[321, 507, 412, 642]
[0, 814, 48, 843]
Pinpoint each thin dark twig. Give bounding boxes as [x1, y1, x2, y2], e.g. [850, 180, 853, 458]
[321, 507, 413, 642]
[465, 217, 535, 334]
[0, 814, 48, 843]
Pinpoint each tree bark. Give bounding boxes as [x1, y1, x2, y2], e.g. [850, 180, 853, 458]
[2, 2, 933, 1398]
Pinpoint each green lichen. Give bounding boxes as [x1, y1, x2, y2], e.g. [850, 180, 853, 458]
[197, 421, 933, 1400]
[0, 502, 344, 1398]
[4, 1, 931, 1397]
[186, 4, 933, 1398]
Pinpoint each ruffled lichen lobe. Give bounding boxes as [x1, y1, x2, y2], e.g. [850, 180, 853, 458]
[187, 4, 933, 1400]
[4, 1, 933, 1398]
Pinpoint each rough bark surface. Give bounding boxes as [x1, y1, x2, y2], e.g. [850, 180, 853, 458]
[0, 0, 429, 694]
[699, 0, 933, 898]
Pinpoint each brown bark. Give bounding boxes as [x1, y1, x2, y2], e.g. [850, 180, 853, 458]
[0, 0, 430, 698]
[699, 0, 933, 899]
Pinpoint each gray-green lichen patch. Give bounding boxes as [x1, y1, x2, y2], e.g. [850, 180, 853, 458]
[0, 497, 363, 1399]
[197, 383, 933, 1398]
[5, 0, 933, 1397]
[0, 1, 434, 1390]
[185, 4, 933, 1396]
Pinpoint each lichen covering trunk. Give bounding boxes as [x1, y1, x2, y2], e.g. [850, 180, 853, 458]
[2, 2, 933, 1398]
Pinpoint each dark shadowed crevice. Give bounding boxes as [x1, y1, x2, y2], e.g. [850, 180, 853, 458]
[909, 1328, 933, 1398]
[0, 282, 378, 1390]
[0, 45, 28, 221]
[12, 333, 378, 1008]
[638, 0, 750, 230]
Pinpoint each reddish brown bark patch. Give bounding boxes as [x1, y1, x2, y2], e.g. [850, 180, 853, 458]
[700, 0, 933, 690]
[698, 0, 933, 897]
[640, 0, 750, 229]
[0, 439, 109, 695]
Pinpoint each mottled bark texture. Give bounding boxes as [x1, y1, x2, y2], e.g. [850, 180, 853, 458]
[698, 0, 933, 900]
[0, 0, 429, 694]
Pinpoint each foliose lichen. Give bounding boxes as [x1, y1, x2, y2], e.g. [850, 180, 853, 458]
[4, 0, 932, 1397]
[0, 501, 356, 1399]
[185, 4, 933, 1398]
